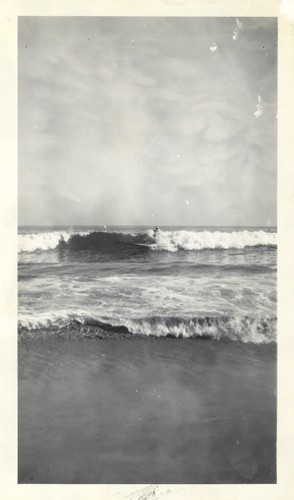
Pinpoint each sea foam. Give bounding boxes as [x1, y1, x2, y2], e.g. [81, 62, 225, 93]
[18, 311, 276, 344]
[150, 229, 277, 252]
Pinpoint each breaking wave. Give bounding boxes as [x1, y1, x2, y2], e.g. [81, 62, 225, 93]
[18, 230, 81, 253]
[18, 312, 276, 344]
[152, 229, 276, 252]
[18, 229, 277, 254]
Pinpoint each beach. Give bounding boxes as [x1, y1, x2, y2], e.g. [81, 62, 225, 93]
[18, 335, 276, 484]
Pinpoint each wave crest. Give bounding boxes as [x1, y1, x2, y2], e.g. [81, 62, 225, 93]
[18, 229, 277, 254]
[151, 229, 277, 252]
[18, 312, 276, 344]
[18, 231, 73, 253]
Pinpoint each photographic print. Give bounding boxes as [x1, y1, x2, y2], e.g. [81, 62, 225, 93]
[18, 16, 277, 484]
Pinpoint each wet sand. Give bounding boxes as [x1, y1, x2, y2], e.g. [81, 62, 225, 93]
[18, 337, 276, 483]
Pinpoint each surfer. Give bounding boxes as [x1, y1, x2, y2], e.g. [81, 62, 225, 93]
[153, 226, 159, 241]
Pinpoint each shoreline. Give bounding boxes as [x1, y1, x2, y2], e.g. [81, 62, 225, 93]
[18, 336, 276, 484]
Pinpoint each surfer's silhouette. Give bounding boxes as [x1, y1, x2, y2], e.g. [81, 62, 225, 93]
[153, 226, 159, 241]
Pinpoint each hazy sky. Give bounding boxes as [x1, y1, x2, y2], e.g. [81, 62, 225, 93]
[18, 17, 277, 226]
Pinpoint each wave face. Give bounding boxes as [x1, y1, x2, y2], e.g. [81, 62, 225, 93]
[18, 229, 277, 254]
[18, 312, 276, 344]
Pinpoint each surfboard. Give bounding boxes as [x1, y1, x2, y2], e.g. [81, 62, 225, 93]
[117, 241, 154, 249]
[134, 243, 155, 248]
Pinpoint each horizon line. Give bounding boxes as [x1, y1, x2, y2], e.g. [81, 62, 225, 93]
[18, 224, 277, 228]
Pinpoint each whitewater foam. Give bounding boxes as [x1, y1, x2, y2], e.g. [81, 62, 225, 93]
[18, 311, 276, 344]
[18, 230, 90, 253]
[151, 229, 277, 252]
[18, 231, 72, 253]
[124, 315, 276, 344]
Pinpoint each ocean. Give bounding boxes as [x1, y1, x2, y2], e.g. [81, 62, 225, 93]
[18, 225, 277, 343]
[18, 226, 277, 483]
